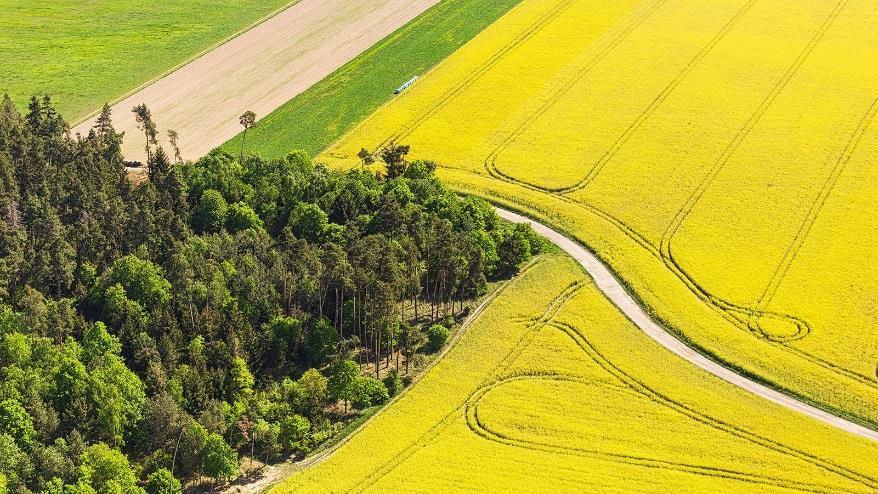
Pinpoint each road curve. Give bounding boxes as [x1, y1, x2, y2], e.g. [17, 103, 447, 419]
[72, 0, 439, 163]
[495, 207, 878, 443]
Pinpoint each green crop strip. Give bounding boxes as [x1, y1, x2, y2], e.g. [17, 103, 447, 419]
[220, 0, 524, 159]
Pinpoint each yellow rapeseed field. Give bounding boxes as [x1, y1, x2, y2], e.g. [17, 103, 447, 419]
[276, 254, 878, 492]
[320, 0, 878, 425]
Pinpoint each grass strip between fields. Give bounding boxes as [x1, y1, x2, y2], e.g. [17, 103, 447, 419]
[219, 0, 524, 159]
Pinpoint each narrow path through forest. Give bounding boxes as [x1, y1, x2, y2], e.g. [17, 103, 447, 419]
[495, 207, 878, 442]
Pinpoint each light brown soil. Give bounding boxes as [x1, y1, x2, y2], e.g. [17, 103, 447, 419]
[72, 0, 439, 163]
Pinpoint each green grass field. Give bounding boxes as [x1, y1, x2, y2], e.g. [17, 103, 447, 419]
[0, 0, 293, 121]
[221, 0, 523, 159]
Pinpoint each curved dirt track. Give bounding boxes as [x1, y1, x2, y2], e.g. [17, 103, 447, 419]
[495, 207, 878, 443]
[72, 0, 439, 163]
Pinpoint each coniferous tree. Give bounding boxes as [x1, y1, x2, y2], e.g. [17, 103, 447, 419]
[132, 103, 157, 164]
[166, 129, 182, 164]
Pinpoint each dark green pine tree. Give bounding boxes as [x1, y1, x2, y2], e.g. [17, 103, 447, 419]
[21, 194, 75, 298]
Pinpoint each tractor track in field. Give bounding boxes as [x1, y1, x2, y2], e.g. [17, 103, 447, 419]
[466, 373, 872, 494]
[494, 207, 878, 443]
[480, 0, 878, 392]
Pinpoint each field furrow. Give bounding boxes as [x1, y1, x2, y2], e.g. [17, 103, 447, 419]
[276, 254, 878, 493]
[320, 0, 878, 426]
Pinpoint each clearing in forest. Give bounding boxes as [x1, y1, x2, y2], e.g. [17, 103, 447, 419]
[276, 253, 878, 493]
[320, 0, 878, 427]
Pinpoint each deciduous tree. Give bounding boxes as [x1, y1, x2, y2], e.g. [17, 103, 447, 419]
[202, 433, 237, 483]
[145, 468, 182, 494]
[328, 359, 359, 413]
[77, 443, 142, 494]
[238, 111, 256, 162]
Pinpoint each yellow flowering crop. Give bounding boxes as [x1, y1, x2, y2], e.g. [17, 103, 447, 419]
[320, 0, 878, 425]
[276, 255, 878, 492]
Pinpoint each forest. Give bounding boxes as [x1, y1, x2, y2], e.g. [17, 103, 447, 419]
[0, 96, 542, 493]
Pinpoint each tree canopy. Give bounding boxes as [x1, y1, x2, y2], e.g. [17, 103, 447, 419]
[0, 96, 540, 491]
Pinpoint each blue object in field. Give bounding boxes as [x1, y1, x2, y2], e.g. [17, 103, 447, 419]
[394, 76, 419, 94]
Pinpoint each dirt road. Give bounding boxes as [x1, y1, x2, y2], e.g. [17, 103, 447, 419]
[72, 0, 439, 163]
[495, 207, 878, 443]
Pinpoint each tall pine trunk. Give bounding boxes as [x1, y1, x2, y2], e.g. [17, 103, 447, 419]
[374, 319, 380, 379]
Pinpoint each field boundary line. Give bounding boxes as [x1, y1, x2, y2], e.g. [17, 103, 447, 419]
[494, 206, 878, 443]
[72, 0, 302, 126]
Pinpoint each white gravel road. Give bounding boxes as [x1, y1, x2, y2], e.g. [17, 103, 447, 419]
[496, 207, 878, 443]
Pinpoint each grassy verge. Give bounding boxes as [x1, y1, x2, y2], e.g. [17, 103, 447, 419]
[0, 0, 295, 121]
[220, 0, 524, 159]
